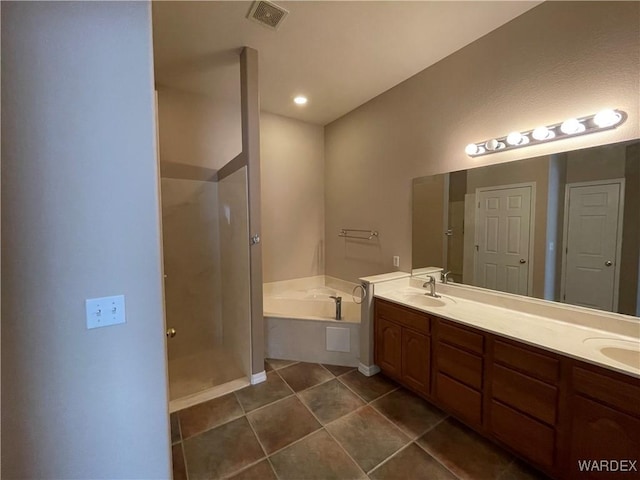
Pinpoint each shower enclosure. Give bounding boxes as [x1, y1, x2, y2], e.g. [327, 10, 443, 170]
[155, 47, 264, 411]
[160, 168, 252, 409]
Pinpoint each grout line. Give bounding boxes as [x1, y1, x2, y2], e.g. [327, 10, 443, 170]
[292, 388, 369, 479]
[317, 363, 335, 376]
[179, 440, 190, 480]
[245, 414, 270, 461]
[413, 426, 463, 480]
[267, 359, 300, 371]
[177, 413, 183, 443]
[366, 441, 414, 476]
[265, 455, 282, 480]
[274, 363, 338, 396]
[243, 392, 295, 416]
[179, 409, 245, 442]
[315, 425, 369, 479]
[415, 445, 462, 480]
[262, 425, 325, 458]
[366, 397, 447, 441]
[416, 413, 450, 437]
[221, 455, 267, 480]
[368, 384, 400, 403]
[311, 401, 410, 478]
[335, 373, 399, 404]
[233, 390, 247, 415]
[334, 376, 370, 403]
[366, 401, 418, 439]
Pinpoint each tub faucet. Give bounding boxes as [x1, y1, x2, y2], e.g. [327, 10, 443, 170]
[329, 295, 342, 320]
[422, 275, 441, 298]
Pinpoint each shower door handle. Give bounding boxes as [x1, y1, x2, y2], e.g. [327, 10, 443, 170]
[250, 234, 261, 246]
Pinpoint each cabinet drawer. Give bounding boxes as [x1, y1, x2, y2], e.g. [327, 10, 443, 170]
[573, 366, 640, 418]
[376, 299, 430, 334]
[438, 320, 484, 354]
[493, 340, 559, 384]
[491, 400, 555, 469]
[437, 342, 482, 390]
[436, 372, 482, 425]
[492, 364, 558, 426]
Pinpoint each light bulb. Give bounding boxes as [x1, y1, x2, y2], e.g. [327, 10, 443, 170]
[560, 118, 585, 135]
[594, 109, 621, 128]
[506, 132, 525, 146]
[294, 96, 308, 105]
[485, 139, 505, 151]
[532, 126, 554, 141]
[485, 139, 499, 151]
[465, 143, 479, 155]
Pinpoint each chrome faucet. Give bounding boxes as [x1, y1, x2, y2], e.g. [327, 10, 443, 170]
[422, 275, 441, 298]
[329, 295, 342, 320]
[441, 270, 452, 284]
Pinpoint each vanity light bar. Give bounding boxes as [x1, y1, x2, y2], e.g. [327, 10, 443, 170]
[465, 109, 627, 157]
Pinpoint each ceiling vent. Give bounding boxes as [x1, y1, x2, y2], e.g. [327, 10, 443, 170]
[247, 1, 289, 31]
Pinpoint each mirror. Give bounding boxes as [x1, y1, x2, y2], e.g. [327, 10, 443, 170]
[412, 139, 640, 316]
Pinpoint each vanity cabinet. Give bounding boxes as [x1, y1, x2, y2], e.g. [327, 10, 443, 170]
[434, 320, 484, 426]
[373, 297, 640, 480]
[567, 364, 640, 479]
[487, 338, 560, 470]
[374, 299, 430, 395]
[375, 317, 402, 378]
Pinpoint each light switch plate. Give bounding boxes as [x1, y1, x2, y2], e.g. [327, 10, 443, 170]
[86, 295, 126, 329]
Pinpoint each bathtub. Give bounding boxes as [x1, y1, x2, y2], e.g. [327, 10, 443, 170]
[263, 276, 361, 367]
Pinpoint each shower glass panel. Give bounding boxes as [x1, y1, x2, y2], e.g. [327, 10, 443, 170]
[217, 167, 252, 380]
[161, 167, 251, 402]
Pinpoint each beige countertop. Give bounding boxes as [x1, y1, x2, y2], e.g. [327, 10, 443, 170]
[372, 277, 640, 379]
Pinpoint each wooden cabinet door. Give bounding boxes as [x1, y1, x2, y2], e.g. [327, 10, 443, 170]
[568, 395, 640, 479]
[401, 328, 430, 395]
[375, 318, 402, 379]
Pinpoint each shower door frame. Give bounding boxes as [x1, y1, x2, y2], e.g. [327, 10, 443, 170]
[213, 47, 265, 383]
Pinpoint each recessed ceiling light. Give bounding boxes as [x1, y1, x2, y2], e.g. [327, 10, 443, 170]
[294, 96, 308, 105]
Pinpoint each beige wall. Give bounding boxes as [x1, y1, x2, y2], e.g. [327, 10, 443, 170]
[566, 143, 626, 183]
[621, 143, 640, 315]
[157, 86, 241, 170]
[325, 1, 640, 282]
[261, 112, 325, 282]
[412, 175, 446, 269]
[1, 2, 170, 478]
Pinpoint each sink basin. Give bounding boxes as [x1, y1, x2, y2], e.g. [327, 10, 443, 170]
[583, 337, 640, 369]
[399, 294, 445, 308]
[600, 347, 640, 368]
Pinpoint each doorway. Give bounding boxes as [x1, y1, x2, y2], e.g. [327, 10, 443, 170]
[160, 168, 252, 411]
[561, 180, 624, 311]
[474, 183, 535, 296]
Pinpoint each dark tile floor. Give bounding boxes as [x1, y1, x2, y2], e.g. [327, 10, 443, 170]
[171, 359, 550, 480]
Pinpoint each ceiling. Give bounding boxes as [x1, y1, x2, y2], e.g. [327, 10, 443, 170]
[152, 1, 540, 126]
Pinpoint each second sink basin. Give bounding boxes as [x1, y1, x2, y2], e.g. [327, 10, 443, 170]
[583, 337, 640, 369]
[600, 347, 640, 368]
